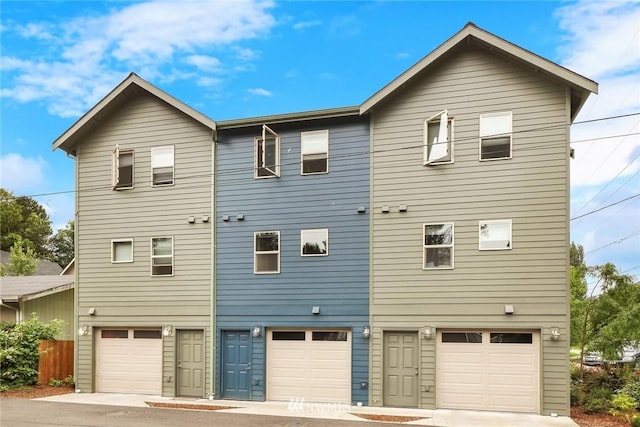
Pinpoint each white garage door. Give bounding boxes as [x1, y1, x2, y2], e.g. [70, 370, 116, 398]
[436, 330, 539, 413]
[267, 329, 351, 403]
[96, 329, 162, 394]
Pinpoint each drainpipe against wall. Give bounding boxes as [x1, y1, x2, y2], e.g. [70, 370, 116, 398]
[209, 129, 217, 400]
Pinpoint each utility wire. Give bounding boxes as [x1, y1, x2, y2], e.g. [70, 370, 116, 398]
[570, 193, 640, 221]
[585, 231, 640, 255]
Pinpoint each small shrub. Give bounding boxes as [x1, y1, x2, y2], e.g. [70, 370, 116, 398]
[609, 393, 638, 424]
[618, 376, 640, 409]
[570, 383, 581, 406]
[582, 366, 626, 393]
[583, 386, 612, 414]
[63, 375, 74, 386]
[48, 378, 63, 387]
[631, 415, 640, 427]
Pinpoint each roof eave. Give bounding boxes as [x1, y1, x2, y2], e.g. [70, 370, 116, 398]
[217, 106, 361, 130]
[52, 73, 216, 154]
[360, 23, 598, 116]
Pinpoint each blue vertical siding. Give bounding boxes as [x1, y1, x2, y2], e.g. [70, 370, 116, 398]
[215, 116, 370, 404]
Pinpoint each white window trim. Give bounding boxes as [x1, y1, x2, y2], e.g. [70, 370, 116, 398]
[111, 238, 133, 263]
[112, 145, 134, 190]
[479, 219, 512, 251]
[424, 110, 454, 165]
[254, 125, 280, 179]
[423, 223, 454, 270]
[254, 231, 280, 274]
[479, 111, 513, 161]
[150, 236, 174, 277]
[300, 129, 329, 175]
[151, 145, 175, 187]
[301, 228, 329, 257]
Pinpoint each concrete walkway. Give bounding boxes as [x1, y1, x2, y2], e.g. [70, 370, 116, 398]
[37, 393, 579, 426]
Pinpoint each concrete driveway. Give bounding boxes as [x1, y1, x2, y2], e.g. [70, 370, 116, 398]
[31, 393, 579, 426]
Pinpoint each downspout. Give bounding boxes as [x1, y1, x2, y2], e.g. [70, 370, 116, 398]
[209, 129, 217, 400]
[69, 151, 80, 392]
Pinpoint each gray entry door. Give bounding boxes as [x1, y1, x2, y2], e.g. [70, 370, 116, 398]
[383, 331, 419, 407]
[177, 329, 205, 397]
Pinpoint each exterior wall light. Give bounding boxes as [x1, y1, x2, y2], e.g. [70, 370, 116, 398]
[252, 325, 262, 338]
[362, 326, 370, 339]
[550, 327, 561, 340]
[162, 325, 173, 337]
[423, 326, 434, 340]
[78, 325, 90, 336]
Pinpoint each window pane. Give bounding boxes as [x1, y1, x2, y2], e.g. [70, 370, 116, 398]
[256, 253, 278, 272]
[117, 152, 133, 188]
[480, 220, 511, 250]
[442, 332, 482, 343]
[302, 156, 327, 174]
[426, 119, 451, 163]
[301, 130, 328, 155]
[153, 167, 174, 185]
[264, 136, 277, 170]
[312, 331, 347, 341]
[152, 238, 172, 256]
[101, 330, 128, 338]
[302, 229, 328, 255]
[134, 330, 162, 339]
[256, 233, 278, 251]
[272, 331, 305, 341]
[113, 240, 132, 262]
[425, 247, 452, 268]
[490, 333, 532, 344]
[151, 147, 173, 168]
[480, 112, 511, 137]
[481, 137, 511, 159]
[152, 264, 173, 276]
[425, 224, 452, 245]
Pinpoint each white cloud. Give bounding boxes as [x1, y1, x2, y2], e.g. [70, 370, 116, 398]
[248, 87, 273, 97]
[396, 52, 410, 59]
[1, 0, 276, 118]
[0, 153, 46, 192]
[294, 20, 321, 30]
[185, 55, 222, 72]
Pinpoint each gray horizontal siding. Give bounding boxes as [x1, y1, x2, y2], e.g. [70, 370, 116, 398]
[369, 46, 570, 414]
[75, 92, 213, 396]
[215, 117, 370, 403]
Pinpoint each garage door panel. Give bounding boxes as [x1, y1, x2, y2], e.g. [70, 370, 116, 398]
[437, 330, 539, 413]
[268, 329, 351, 403]
[96, 329, 162, 394]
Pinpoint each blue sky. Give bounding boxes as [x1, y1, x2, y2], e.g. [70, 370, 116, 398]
[1, 1, 639, 284]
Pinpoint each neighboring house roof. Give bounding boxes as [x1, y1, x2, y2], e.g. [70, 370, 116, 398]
[217, 106, 361, 130]
[0, 275, 74, 303]
[52, 72, 217, 155]
[360, 22, 599, 121]
[0, 250, 62, 275]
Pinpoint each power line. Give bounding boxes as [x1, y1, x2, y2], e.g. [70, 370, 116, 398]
[14, 111, 640, 200]
[585, 231, 640, 255]
[570, 193, 640, 221]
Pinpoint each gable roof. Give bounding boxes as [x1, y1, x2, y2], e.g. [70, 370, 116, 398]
[52, 72, 217, 155]
[360, 22, 598, 121]
[1, 250, 62, 275]
[0, 275, 74, 302]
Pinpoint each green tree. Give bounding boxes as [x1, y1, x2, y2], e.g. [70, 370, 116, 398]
[0, 238, 37, 276]
[0, 188, 52, 259]
[48, 221, 74, 268]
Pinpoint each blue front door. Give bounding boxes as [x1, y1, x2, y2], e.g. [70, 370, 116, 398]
[222, 330, 251, 399]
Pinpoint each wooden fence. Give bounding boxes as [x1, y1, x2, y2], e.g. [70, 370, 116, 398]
[38, 340, 74, 384]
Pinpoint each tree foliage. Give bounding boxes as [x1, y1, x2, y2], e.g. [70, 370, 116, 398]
[0, 188, 52, 259]
[0, 314, 63, 388]
[0, 238, 37, 276]
[570, 242, 588, 346]
[48, 221, 74, 268]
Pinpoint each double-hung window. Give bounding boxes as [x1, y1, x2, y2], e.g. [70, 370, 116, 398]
[111, 239, 133, 263]
[112, 145, 134, 189]
[479, 112, 512, 160]
[151, 146, 174, 186]
[151, 237, 173, 276]
[301, 229, 328, 256]
[255, 125, 280, 178]
[479, 220, 512, 250]
[254, 231, 280, 274]
[424, 110, 453, 164]
[301, 130, 329, 174]
[423, 223, 454, 269]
